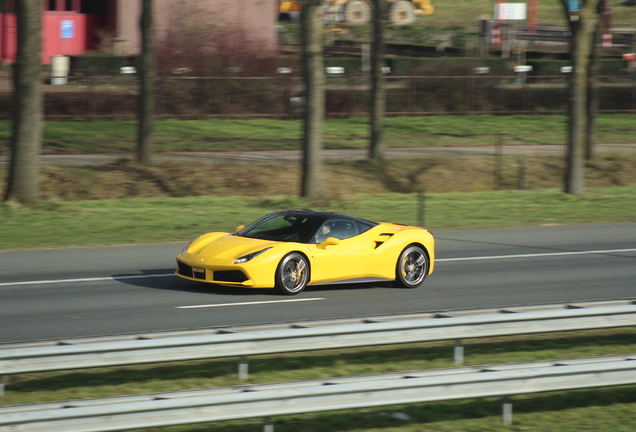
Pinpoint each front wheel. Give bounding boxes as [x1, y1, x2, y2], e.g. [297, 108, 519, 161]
[388, 0, 416, 25]
[395, 245, 429, 288]
[275, 253, 309, 295]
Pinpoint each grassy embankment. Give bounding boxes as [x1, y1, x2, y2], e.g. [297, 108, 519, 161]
[1, 115, 635, 250]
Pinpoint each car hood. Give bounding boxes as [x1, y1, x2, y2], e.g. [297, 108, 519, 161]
[189, 234, 278, 260]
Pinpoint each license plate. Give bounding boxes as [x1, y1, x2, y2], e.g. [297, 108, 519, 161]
[192, 267, 205, 274]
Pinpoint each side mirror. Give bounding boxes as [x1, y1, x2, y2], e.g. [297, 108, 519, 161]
[236, 225, 245, 233]
[319, 237, 340, 249]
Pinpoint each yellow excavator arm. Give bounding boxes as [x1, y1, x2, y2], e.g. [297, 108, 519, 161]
[279, 0, 434, 23]
[280, 1, 302, 12]
[412, 0, 434, 15]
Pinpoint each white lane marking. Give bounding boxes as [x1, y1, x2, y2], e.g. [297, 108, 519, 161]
[0, 273, 175, 287]
[437, 248, 636, 262]
[2, 248, 635, 287]
[177, 298, 325, 309]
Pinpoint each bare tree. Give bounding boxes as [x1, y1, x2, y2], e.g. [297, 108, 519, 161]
[368, 0, 386, 161]
[559, 0, 603, 195]
[4, 0, 43, 204]
[137, 0, 155, 166]
[300, 0, 325, 198]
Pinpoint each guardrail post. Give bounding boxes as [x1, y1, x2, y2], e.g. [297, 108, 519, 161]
[454, 340, 464, 364]
[0, 375, 19, 394]
[263, 417, 274, 432]
[502, 395, 513, 425]
[238, 356, 249, 380]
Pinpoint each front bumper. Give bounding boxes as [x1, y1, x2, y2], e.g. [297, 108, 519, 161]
[175, 259, 261, 287]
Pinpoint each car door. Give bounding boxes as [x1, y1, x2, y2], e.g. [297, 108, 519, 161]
[309, 219, 374, 284]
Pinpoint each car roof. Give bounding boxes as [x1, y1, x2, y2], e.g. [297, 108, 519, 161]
[278, 209, 378, 226]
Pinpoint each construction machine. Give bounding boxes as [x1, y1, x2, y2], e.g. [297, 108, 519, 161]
[279, 0, 434, 25]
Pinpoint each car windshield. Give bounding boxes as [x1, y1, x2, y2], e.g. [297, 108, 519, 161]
[237, 213, 322, 243]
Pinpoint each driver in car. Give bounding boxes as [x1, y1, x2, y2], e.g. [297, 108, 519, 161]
[315, 222, 334, 243]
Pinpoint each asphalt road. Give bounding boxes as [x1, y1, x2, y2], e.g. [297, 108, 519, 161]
[1, 223, 634, 344]
[1, 143, 636, 167]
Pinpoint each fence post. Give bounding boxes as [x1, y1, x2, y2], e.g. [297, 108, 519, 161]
[494, 134, 504, 190]
[465, 72, 474, 113]
[523, 76, 532, 112]
[222, 76, 229, 116]
[632, 75, 636, 111]
[518, 157, 527, 190]
[407, 77, 415, 113]
[283, 73, 291, 119]
[88, 75, 97, 119]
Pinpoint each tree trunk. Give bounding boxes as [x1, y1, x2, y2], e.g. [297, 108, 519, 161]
[4, 0, 43, 204]
[585, 0, 605, 160]
[137, 0, 155, 166]
[300, 0, 325, 198]
[368, 0, 386, 161]
[560, 0, 602, 195]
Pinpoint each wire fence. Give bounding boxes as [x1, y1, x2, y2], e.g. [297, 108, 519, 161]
[0, 74, 635, 120]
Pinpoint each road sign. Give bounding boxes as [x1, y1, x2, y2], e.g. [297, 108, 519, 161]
[494, 3, 527, 20]
[61, 20, 75, 39]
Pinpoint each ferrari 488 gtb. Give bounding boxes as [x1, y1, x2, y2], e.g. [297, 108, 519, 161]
[176, 209, 434, 295]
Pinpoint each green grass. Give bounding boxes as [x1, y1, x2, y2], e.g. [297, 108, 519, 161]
[1, 187, 635, 250]
[1, 115, 635, 154]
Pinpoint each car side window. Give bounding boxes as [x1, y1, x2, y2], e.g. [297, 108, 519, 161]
[314, 219, 361, 243]
[355, 221, 373, 235]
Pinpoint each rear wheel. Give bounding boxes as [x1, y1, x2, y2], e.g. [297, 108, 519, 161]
[342, 0, 371, 24]
[395, 245, 428, 288]
[275, 253, 309, 295]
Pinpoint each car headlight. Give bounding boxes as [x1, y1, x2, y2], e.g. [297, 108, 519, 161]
[180, 242, 192, 255]
[234, 247, 272, 264]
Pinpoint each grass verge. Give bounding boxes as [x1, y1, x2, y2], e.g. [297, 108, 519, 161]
[1, 186, 635, 251]
[1, 115, 635, 154]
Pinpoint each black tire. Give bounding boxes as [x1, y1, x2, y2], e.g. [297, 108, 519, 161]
[275, 253, 310, 295]
[395, 245, 429, 288]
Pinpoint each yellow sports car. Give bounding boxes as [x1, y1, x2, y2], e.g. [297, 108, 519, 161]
[176, 209, 434, 295]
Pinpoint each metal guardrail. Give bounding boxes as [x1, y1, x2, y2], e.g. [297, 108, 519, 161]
[1, 299, 635, 380]
[1, 354, 635, 432]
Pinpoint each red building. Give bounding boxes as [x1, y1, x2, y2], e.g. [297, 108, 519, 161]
[1, 0, 112, 64]
[0, 0, 277, 65]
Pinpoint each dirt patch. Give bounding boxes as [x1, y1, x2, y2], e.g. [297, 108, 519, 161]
[1, 155, 636, 201]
